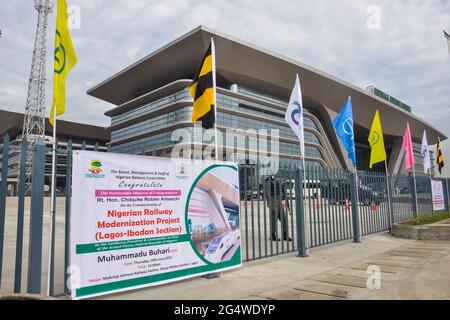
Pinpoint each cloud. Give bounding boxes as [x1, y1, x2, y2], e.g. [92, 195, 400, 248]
[0, 0, 449, 172]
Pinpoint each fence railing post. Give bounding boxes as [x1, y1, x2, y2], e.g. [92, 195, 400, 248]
[0, 133, 10, 288]
[445, 175, 450, 211]
[14, 137, 27, 293]
[295, 167, 308, 257]
[64, 140, 72, 295]
[48, 138, 58, 297]
[27, 138, 46, 294]
[429, 176, 434, 216]
[410, 175, 418, 219]
[386, 174, 394, 228]
[350, 171, 361, 243]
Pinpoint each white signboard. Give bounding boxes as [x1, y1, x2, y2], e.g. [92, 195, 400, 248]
[431, 180, 445, 211]
[71, 151, 241, 299]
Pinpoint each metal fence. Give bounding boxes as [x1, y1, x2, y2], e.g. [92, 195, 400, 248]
[1, 133, 450, 297]
[239, 163, 450, 260]
[0, 135, 93, 296]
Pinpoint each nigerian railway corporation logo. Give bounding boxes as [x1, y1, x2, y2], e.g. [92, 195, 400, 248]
[176, 166, 189, 180]
[85, 160, 105, 179]
[290, 101, 302, 125]
[54, 30, 66, 74]
[370, 131, 381, 146]
[343, 117, 355, 140]
[421, 144, 428, 158]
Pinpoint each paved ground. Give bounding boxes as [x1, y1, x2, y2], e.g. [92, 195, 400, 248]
[1, 196, 448, 299]
[94, 233, 450, 300]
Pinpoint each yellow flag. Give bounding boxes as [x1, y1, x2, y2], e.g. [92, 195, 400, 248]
[368, 110, 387, 169]
[50, 0, 77, 126]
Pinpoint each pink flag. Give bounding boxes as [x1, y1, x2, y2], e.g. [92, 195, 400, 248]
[402, 123, 416, 171]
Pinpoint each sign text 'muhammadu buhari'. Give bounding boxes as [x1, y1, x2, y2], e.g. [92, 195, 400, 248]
[71, 151, 241, 299]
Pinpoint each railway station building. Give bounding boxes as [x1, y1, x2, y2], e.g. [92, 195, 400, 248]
[87, 26, 446, 176]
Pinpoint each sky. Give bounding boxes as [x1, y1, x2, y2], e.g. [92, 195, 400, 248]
[0, 0, 449, 172]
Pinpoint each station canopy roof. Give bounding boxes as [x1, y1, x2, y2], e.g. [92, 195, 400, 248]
[88, 26, 446, 143]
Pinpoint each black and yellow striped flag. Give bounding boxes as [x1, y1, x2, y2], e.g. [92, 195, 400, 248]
[437, 140, 445, 174]
[189, 41, 216, 129]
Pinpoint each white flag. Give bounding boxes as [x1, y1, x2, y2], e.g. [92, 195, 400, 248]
[421, 130, 431, 174]
[285, 74, 305, 157]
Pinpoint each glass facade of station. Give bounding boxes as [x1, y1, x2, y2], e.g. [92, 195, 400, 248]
[109, 84, 335, 169]
[107, 82, 435, 176]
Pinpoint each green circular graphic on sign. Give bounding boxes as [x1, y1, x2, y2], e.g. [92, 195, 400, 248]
[185, 165, 241, 267]
[54, 30, 66, 74]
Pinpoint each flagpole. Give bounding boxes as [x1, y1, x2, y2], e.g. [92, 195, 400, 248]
[347, 96, 361, 242]
[298, 74, 308, 254]
[47, 106, 57, 296]
[301, 155, 309, 255]
[438, 136, 449, 211]
[354, 164, 360, 231]
[404, 122, 419, 217]
[285, 73, 308, 254]
[211, 37, 219, 162]
[412, 164, 419, 218]
[428, 169, 434, 214]
[446, 169, 450, 212]
[422, 130, 433, 214]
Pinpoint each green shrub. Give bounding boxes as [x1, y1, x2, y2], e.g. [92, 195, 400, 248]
[405, 212, 450, 225]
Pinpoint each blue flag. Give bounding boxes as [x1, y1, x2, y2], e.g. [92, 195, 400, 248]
[333, 97, 356, 167]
